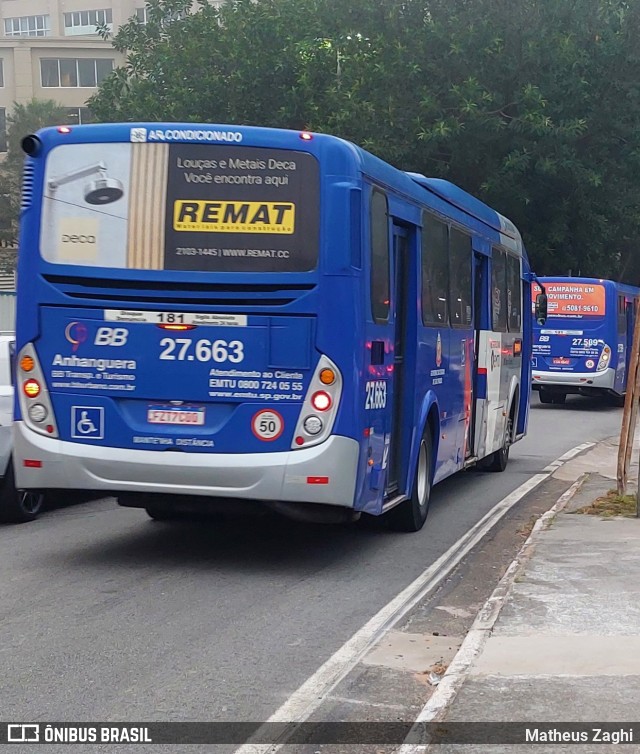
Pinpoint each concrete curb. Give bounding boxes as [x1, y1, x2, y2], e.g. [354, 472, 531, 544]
[399, 472, 589, 752]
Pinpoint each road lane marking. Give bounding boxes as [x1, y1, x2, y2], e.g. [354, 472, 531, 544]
[234, 442, 595, 754]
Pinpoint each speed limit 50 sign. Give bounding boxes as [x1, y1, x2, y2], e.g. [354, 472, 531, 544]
[251, 409, 284, 441]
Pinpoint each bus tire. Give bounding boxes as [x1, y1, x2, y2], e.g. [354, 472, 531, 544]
[485, 414, 512, 473]
[551, 393, 566, 405]
[388, 431, 432, 532]
[539, 389, 553, 404]
[0, 461, 45, 523]
[145, 504, 181, 522]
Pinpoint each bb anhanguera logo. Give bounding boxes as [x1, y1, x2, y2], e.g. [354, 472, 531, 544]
[65, 321, 88, 353]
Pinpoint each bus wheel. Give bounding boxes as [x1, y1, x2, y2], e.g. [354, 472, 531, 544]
[551, 393, 566, 405]
[539, 389, 553, 404]
[388, 431, 432, 532]
[0, 462, 45, 523]
[485, 416, 512, 473]
[145, 505, 181, 521]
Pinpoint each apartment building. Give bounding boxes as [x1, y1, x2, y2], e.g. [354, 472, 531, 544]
[0, 0, 223, 151]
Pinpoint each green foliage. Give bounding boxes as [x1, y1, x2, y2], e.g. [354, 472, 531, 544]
[87, 0, 640, 280]
[0, 99, 68, 257]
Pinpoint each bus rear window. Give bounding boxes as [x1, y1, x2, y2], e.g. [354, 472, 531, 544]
[532, 281, 606, 317]
[40, 143, 319, 273]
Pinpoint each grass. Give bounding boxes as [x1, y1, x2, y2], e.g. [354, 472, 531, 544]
[571, 491, 637, 518]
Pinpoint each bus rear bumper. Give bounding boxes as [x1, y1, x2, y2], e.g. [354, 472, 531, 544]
[13, 422, 360, 508]
[532, 367, 615, 391]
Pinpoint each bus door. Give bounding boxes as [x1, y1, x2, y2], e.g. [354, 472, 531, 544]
[387, 224, 412, 495]
[470, 249, 489, 459]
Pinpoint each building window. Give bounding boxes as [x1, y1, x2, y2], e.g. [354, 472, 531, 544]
[0, 108, 7, 153]
[135, 6, 187, 24]
[0, 60, 4, 88]
[4, 15, 51, 37]
[41, 58, 114, 88]
[63, 107, 96, 125]
[64, 9, 113, 35]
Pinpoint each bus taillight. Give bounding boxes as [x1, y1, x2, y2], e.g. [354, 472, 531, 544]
[23, 379, 41, 398]
[20, 355, 35, 372]
[291, 356, 342, 449]
[17, 344, 59, 438]
[311, 391, 332, 411]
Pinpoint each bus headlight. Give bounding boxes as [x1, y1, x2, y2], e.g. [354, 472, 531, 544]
[17, 344, 59, 438]
[597, 345, 612, 372]
[292, 356, 342, 449]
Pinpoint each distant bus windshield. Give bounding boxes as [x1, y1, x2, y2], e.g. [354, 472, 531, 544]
[533, 280, 606, 317]
[40, 143, 319, 273]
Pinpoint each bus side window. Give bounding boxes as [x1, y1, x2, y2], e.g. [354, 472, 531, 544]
[618, 296, 626, 335]
[506, 254, 522, 332]
[491, 248, 508, 332]
[370, 189, 390, 324]
[421, 212, 449, 326]
[449, 228, 472, 327]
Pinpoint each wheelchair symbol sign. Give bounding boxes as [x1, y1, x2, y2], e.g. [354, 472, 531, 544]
[71, 406, 104, 440]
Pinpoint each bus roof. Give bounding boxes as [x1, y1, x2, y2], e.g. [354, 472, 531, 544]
[406, 173, 521, 241]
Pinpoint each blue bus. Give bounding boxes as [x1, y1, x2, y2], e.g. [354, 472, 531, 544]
[14, 123, 536, 531]
[532, 277, 640, 404]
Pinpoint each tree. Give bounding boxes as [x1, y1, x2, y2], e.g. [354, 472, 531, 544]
[0, 99, 68, 267]
[89, 0, 640, 282]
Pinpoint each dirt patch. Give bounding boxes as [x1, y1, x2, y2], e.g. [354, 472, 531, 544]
[570, 491, 637, 518]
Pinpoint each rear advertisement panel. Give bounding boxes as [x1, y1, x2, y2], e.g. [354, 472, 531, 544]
[40, 143, 319, 273]
[532, 282, 606, 317]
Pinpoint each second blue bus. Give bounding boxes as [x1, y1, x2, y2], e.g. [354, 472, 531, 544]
[532, 277, 640, 404]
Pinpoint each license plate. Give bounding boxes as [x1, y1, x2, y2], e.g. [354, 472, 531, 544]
[147, 408, 205, 425]
[552, 357, 571, 365]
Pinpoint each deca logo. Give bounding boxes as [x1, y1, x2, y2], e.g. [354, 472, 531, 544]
[94, 327, 128, 347]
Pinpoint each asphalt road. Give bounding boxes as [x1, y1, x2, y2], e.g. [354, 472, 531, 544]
[0, 395, 623, 723]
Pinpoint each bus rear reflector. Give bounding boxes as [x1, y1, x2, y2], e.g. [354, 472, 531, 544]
[23, 459, 43, 468]
[307, 476, 329, 484]
[157, 324, 197, 331]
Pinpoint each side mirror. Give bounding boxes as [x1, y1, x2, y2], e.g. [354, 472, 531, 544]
[535, 292, 548, 325]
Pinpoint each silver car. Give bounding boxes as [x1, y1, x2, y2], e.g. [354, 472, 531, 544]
[0, 335, 45, 522]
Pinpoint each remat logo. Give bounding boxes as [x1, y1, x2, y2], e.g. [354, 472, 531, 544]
[173, 200, 295, 234]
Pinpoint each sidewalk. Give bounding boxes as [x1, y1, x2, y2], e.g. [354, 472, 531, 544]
[420, 438, 640, 752]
